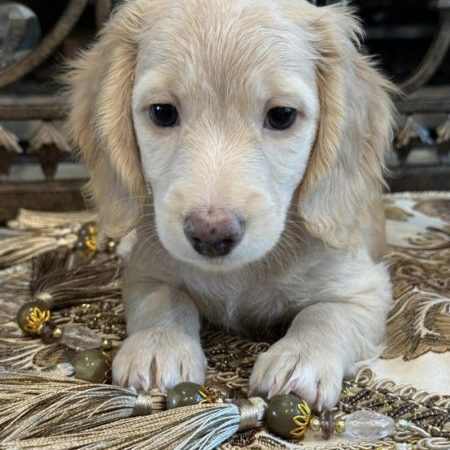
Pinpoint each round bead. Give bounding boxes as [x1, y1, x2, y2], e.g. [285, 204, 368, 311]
[76, 222, 97, 254]
[320, 410, 335, 440]
[396, 419, 411, 432]
[52, 327, 63, 339]
[71, 349, 108, 383]
[101, 338, 113, 351]
[309, 416, 321, 431]
[107, 239, 117, 252]
[78, 222, 96, 237]
[166, 382, 205, 409]
[266, 394, 308, 440]
[17, 301, 51, 335]
[40, 322, 56, 344]
[335, 419, 346, 434]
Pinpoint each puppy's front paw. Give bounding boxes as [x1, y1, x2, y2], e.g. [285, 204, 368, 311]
[112, 329, 207, 391]
[249, 338, 344, 410]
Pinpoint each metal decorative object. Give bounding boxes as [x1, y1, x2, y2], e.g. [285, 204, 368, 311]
[0, 2, 41, 70]
[400, 8, 450, 93]
[0, 0, 88, 88]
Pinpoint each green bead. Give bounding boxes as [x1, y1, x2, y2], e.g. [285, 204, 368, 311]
[17, 301, 51, 334]
[266, 394, 305, 440]
[71, 349, 107, 383]
[166, 382, 205, 409]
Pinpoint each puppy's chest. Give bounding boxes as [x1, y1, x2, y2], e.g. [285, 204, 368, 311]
[181, 271, 309, 331]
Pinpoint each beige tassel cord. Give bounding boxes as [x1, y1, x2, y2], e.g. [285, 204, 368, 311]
[0, 370, 265, 450]
[30, 251, 122, 308]
[0, 209, 97, 270]
[7, 209, 97, 232]
[0, 371, 265, 448]
[0, 235, 78, 270]
[0, 370, 449, 450]
[0, 404, 245, 450]
[0, 370, 165, 441]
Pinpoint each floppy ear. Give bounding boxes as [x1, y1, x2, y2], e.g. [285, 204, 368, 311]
[65, 1, 152, 238]
[297, 5, 396, 248]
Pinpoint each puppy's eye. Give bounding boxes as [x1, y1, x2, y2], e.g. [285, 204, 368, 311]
[149, 104, 179, 127]
[265, 107, 297, 130]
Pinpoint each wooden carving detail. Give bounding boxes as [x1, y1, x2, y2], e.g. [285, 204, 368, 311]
[0, 125, 22, 181]
[28, 122, 71, 180]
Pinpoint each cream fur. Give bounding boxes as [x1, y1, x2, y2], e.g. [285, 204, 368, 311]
[66, 0, 396, 409]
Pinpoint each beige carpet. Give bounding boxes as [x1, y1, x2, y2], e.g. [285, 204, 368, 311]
[0, 192, 449, 449]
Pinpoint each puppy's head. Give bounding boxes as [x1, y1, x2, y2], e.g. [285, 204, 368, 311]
[67, 0, 394, 271]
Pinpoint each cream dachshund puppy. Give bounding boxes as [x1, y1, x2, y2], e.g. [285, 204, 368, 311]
[66, 0, 395, 409]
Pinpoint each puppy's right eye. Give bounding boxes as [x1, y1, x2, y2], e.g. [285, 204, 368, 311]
[149, 104, 179, 127]
[265, 107, 297, 130]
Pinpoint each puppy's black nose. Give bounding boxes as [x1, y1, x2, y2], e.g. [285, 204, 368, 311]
[184, 210, 245, 257]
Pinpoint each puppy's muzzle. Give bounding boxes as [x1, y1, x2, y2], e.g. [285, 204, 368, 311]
[184, 209, 245, 257]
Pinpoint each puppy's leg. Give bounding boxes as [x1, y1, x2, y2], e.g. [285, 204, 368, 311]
[249, 253, 391, 410]
[113, 275, 206, 391]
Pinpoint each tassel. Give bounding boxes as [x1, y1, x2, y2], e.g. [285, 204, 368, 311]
[0, 370, 165, 442]
[0, 251, 122, 370]
[0, 209, 98, 269]
[0, 336, 49, 370]
[0, 370, 445, 449]
[0, 235, 77, 270]
[30, 251, 122, 309]
[0, 370, 265, 449]
[1, 401, 262, 450]
[7, 209, 96, 233]
[0, 264, 32, 321]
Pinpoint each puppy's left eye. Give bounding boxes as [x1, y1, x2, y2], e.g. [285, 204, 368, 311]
[265, 107, 297, 130]
[149, 104, 179, 127]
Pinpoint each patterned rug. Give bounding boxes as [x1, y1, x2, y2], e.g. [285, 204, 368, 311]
[0, 191, 449, 450]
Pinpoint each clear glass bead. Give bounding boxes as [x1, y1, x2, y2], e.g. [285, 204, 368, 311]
[344, 410, 395, 440]
[0, 3, 40, 69]
[396, 444, 412, 450]
[60, 323, 101, 351]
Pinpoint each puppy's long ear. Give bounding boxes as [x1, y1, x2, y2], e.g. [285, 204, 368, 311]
[65, 1, 151, 238]
[297, 5, 396, 248]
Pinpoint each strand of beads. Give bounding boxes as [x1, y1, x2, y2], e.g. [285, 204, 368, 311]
[160, 383, 413, 443]
[16, 300, 112, 383]
[264, 393, 402, 441]
[17, 300, 61, 344]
